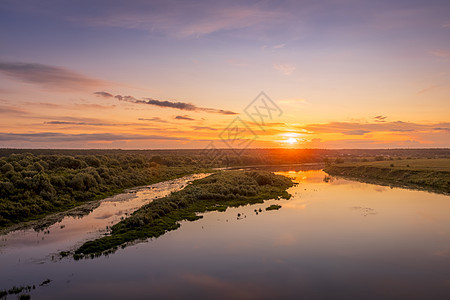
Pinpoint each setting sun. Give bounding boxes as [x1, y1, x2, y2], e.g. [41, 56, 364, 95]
[285, 137, 298, 145]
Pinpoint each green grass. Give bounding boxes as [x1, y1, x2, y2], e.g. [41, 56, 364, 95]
[74, 170, 293, 257]
[324, 158, 450, 194]
[338, 158, 450, 172]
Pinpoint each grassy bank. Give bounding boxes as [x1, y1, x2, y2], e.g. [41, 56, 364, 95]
[75, 170, 293, 257]
[324, 158, 450, 194]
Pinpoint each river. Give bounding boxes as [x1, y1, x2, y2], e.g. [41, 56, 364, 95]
[1, 169, 449, 299]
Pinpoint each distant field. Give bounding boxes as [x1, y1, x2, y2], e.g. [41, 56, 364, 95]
[324, 158, 450, 194]
[337, 158, 450, 172]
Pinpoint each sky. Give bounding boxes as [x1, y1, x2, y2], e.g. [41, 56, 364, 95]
[0, 0, 449, 149]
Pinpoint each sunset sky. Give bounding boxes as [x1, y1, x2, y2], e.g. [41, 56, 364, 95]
[0, 0, 449, 149]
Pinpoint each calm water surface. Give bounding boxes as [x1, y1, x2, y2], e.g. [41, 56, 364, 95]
[1, 169, 449, 299]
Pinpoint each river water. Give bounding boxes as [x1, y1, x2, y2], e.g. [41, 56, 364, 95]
[0, 169, 449, 299]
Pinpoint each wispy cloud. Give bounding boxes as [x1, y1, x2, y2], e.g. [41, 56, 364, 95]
[75, 3, 284, 38]
[225, 58, 248, 67]
[431, 50, 450, 60]
[42, 116, 129, 127]
[98, 92, 237, 115]
[301, 121, 450, 135]
[0, 61, 106, 90]
[138, 117, 168, 123]
[373, 115, 387, 122]
[273, 63, 296, 75]
[262, 44, 287, 51]
[389, 128, 414, 132]
[433, 127, 450, 131]
[44, 121, 112, 126]
[343, 130, 371, 135]
[175, 115, 195, 120]
[417, 84, 440, 94]
[0, 105, 29, 115]
[192, 126, 217, 131]
[94, 91, 114, 98]
[273, 43, 286, 49]
[0, 132, 188, 142]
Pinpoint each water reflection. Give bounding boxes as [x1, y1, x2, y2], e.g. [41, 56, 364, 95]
[1, 169, 450, 299]
[0, 173, 207, 258]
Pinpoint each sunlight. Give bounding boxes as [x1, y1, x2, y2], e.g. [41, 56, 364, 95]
[285, 137, 298, 145]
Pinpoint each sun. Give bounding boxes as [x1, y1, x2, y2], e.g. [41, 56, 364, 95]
[285, 137, 298, 145]
[277, 132, 302, 147]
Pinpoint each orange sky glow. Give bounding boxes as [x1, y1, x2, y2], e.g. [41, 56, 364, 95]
[0, 0, 449, 149]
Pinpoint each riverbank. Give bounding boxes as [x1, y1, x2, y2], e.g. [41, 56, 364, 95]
[75, 170, 294, 257]
[324, 158, 450, 194]
[0, 152, 208, 230]
[0, 174, 208, 237]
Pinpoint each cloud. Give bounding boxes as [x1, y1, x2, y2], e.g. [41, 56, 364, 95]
[373, 115, 387, 122]
[273, 43, 286, 49]
[175, 115, 195, 120]
[417, 84, 440, 94]
[0, 132, 188, 142]
[262, 43, 287, 51]
[138, 117, 168, 123]
[302, 121, 450, 135]
[343, 130, 371, 135]
[389, 128, 414, 132]
[0, 105, 29, 115]
[0, 61, 105, 90]
[94, 91, 114, 98]
[141, 98, 197, 110]
[433, 127, 450, 131]
[44, 121, 112, 126]
[225, 58, 248, 67]
[74, 103, 116, 110]
[192, 126, 217, 131]
[101, 92, 237, 115]
[74, 3, 285, 38]
[273, 63, 296, 75]
[431, 50, 450, 59]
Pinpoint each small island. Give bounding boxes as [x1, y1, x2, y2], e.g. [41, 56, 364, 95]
[266, 204, 282, 211]
[75, 170, 293, 257]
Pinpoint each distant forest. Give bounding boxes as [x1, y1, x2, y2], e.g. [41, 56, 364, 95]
[1, 148, 449, 165]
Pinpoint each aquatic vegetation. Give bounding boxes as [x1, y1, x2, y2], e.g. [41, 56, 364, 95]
[0, 284, 35, 299]
[266, 204, 282, 211]
[75, 170, 293, 256]
[39, 279, 51, 286]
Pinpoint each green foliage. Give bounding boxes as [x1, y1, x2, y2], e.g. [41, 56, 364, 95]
[0, 153, 203, 229]
[75, 170, 293, 256]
